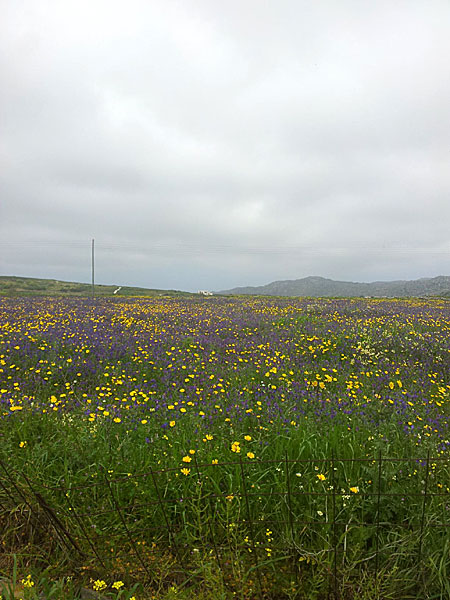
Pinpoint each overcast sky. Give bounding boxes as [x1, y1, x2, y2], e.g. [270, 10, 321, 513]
[1, 0, 449, 292]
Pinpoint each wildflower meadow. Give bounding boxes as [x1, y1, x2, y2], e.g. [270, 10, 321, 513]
[0, 296, 449, 599]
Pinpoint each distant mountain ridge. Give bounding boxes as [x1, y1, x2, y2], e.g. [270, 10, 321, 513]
[219, 275, 450, 297]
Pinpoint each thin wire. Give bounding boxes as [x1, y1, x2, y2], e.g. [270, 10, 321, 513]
[0, 240, 449, 256]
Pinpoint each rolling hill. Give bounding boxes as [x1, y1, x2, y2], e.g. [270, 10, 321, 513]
[219, 275, 450, 297]
[0, 276, 194, 297]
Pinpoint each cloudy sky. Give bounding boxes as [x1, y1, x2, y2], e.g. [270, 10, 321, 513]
[1, 0, 449, 291]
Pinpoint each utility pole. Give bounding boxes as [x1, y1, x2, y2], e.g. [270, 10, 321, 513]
[91, 238, 95, 298]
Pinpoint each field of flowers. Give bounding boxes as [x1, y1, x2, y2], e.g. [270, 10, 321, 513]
[0, 295, 449, 599]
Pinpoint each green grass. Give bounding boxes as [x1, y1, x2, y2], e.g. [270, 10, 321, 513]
[2, 403, 448, 598]
[0, 276, 195, 298]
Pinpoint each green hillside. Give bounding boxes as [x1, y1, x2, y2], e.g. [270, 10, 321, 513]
[0, 276, 194, 297]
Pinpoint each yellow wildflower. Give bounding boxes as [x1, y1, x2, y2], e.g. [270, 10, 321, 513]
[21, 575, 34, 588]
[231, 441, 241, 453]
[93, 580, 107, 591]
[112, 581, 124, 590]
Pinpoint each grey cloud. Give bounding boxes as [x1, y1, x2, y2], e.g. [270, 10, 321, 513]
[1, 0, 449, 291]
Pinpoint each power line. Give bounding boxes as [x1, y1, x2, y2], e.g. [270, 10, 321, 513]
[0, 240, 449, 255]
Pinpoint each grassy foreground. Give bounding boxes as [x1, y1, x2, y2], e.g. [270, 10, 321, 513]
[0, 295, 449, 599]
